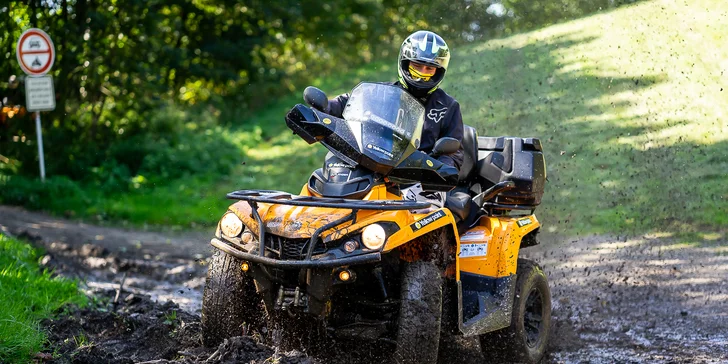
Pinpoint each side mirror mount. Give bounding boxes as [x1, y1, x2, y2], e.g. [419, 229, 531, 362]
[303, 86, 328, 112]
[431, 137, 460, 157]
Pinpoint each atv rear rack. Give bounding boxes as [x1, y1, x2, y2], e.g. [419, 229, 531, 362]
[218, 189, 429, 268]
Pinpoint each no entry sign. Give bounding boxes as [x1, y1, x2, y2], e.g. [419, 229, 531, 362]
[16, 28, 55, 75]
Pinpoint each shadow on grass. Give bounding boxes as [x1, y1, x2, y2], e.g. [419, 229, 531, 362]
[449, 30, 726, 235]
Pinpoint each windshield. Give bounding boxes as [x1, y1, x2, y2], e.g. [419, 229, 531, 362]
[342, 83, 425, 166]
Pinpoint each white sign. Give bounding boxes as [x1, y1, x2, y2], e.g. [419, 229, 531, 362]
[16, 28, 55, 75]
[460, 230, 488, 242]
[459, 243, 489, 258]
[25, 76, 56, 112]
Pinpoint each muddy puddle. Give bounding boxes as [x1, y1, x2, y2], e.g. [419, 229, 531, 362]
[2, 206, 727, 363]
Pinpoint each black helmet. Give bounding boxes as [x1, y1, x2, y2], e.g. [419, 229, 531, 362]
[397, 30, 451, 98]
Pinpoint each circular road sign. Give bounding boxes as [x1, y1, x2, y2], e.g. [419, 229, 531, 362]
[16, 28, 55, 76]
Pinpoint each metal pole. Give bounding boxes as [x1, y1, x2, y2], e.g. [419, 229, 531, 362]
[35, 111, 46, 182]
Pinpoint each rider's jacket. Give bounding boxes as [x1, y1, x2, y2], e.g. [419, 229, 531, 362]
[326, 81, 465, 171]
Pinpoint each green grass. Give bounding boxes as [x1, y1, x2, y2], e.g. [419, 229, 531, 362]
[445, 0, 728, 235]
[0, 234, 87, 363]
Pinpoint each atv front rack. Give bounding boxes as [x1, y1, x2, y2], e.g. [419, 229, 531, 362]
[216, 189, 429, 269]
[226, 190, 430, 210]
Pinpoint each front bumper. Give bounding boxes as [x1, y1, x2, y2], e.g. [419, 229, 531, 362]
[211, 237, 382, 268]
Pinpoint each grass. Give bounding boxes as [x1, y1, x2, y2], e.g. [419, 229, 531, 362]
[446, 0, 728, 235]
[0, 233, 87, 363]
[3, 0, 727, 237]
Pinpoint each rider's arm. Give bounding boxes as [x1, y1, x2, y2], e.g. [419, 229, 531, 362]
[437, 101, 464, 170]
[326, 93, 350, 118]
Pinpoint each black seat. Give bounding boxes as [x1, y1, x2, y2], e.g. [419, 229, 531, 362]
[477, 137, 514, 186]
[458, 125, 478, 183]
[447, 125, 480, 230]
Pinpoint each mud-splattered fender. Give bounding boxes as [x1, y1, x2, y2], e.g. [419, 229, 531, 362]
[383, 208, 460, 252]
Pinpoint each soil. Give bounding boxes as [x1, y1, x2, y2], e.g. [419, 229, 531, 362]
[1, 205, 726, 363]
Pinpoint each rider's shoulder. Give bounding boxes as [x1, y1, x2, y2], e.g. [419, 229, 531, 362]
[430, 88, 459, 107]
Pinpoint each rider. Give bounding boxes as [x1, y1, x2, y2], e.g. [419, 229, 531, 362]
[325, 30, 464, 208]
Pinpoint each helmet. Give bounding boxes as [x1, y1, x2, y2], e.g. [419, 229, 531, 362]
[397, 30, 451, 98]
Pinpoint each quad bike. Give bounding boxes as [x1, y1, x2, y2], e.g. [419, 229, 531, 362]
[201, 82, 551, 363]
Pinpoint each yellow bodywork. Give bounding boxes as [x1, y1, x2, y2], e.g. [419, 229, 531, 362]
[227, 184, 450, 245]
[456, 215, 540, 280]
[226, 184, 539, 280]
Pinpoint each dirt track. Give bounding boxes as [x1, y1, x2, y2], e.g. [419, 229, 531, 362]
[1, 205, 726, 363]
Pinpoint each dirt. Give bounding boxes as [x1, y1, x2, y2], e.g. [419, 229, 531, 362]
[1, 205, 727, 363]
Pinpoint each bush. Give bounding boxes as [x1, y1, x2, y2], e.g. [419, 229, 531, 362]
[0, 175, 90, 212]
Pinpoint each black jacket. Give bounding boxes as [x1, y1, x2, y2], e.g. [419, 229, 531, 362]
[327, 82, 464, 170]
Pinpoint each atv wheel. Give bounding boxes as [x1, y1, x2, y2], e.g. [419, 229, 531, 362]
[201, 249, 263, 346]
[394, 261, 443, 364]
[479, 258, 551, 363]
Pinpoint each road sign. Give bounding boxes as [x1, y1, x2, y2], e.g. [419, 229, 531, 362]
[25, 76, 56, 112]
[16, 28, 55, 76]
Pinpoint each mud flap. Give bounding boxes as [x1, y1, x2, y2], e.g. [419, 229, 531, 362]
[457, 272, 516, 336]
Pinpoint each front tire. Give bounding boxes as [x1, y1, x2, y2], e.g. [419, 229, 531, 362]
[479, 258, 551, 363]
[201, 250, 263, 346]
[394, 261, 443, 364]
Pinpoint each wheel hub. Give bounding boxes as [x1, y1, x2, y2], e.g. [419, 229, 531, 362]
[523, 287, 543, 347]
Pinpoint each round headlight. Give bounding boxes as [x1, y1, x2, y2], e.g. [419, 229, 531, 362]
[220, 213, 243, 238]
[362, 224, 386, 250]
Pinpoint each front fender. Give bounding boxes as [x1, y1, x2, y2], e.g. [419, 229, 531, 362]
[383, 208, 460, 252]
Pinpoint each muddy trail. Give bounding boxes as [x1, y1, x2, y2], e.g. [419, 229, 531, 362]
[1, 205, 727, 363]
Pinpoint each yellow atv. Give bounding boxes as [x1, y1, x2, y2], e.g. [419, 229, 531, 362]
[201, 82, 550, 364]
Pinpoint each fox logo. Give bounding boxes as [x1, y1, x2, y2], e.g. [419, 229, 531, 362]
[427, 107, 448, 123]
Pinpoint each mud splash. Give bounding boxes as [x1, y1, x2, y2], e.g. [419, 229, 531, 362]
[43, 290, 313, 364]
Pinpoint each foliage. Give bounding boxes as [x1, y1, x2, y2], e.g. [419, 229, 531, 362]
[0, 233, 87, 363]
[0, 174, 90, 211]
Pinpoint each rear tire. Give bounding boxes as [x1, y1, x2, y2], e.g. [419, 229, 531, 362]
[201, 250, 263, 346]
[479, 258, 551, 363]
[394, 261, 443, 364]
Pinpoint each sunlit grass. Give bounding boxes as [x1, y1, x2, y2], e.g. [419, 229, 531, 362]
[447, 0, 728, 235]
[0, 234, 87, 363]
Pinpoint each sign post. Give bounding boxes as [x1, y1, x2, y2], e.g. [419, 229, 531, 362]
[16, 28, 55, 182]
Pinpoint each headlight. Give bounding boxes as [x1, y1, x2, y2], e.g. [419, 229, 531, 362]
[362, 224, 386, 250]
[220, 213, 243, 238]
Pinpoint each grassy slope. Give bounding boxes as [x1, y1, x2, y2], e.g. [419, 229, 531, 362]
[0, 234, 87, 363]
[25, 0, 727, 237]
[446, 0, 728, 235]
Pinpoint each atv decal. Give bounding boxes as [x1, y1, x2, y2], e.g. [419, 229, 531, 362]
[328, 162, 354, 169]
[410, 210, 446, 232]
[427, 107, 448, 124]
[517, 217, 532, 227]
[459, 243, 488, 258]
[366, 144, 394, 159]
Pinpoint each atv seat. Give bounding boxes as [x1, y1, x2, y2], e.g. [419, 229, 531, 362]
[458, 125, 479, 183]
[444, 125, 480, 230]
